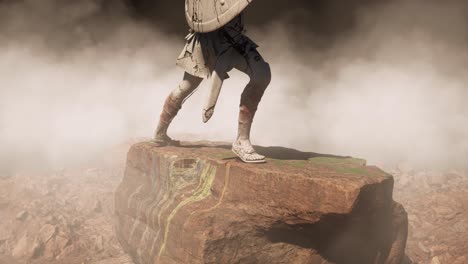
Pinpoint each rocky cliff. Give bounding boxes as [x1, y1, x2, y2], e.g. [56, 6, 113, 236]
[114, 141, 408, 264]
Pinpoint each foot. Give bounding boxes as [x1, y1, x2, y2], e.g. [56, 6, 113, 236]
[151, 134, 180, 147]
[232, 139, 266, 164]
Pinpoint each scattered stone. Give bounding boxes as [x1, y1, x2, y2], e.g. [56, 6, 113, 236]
[1, 141, 463, 264]
[39, 224, 57, 243]
[0, 143, 134, 263]
[430, 244, 448, 256]
[42, 232, 71, 260]
[16, 210, 29, 221]
[55, 232, 71, 252]
[431, 256, 441, 264]
[45, 215, 57, 224]
[43, 238, 56, 260]
[91, 255, 134, 264]
[56, 244, 75, 260]
[106, 243, 123, 257]
[95, 235, 104, 252]
[31, 239, 44, 259]
[12, 234, 29, 258]
[453, 256, 467, 264]
[93, 200, 102, 213]
[417, 242, 430, 254]
[72, 218, 83, 229]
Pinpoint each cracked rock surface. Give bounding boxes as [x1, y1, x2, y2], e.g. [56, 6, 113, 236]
[115, 141, 407, 264]
[389, 165, 468, 264]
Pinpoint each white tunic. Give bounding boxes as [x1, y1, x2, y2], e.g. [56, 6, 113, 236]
[176, 14, 258, 79]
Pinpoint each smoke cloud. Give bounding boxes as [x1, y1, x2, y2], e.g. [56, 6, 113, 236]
[1, 0, 468, 171]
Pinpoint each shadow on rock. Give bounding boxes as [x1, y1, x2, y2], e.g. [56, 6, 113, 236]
[177, 141, 351, 161]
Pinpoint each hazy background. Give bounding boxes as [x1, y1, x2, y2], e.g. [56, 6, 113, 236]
[1, 0, 468, 171]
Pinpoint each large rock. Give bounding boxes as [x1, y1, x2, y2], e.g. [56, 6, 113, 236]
[114, 141, 408, 264]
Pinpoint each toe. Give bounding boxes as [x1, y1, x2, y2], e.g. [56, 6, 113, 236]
[251, 153, 265, 161]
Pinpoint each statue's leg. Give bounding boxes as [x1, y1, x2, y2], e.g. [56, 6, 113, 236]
[153, 72, 203, 146]
[231, 50, 271, 163]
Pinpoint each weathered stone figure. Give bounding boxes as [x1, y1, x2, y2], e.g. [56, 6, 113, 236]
[153, 0, 271, 163]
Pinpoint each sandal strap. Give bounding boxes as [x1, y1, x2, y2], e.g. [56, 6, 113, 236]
[234, 142, 255, 154]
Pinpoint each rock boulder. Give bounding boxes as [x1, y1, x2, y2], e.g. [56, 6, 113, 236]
[114, 141, 408, 264]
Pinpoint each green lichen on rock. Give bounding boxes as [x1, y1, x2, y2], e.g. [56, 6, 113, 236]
[308, 157, 366, 166]
[309, 157, 369, 176]
[213, 151, 237, 160]
[267, 156, 370, 175]
[268, 159, 309, 168]
[308, 157, 370, 175]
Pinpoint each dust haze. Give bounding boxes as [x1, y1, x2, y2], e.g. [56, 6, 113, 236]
[1, 0, 468, 171]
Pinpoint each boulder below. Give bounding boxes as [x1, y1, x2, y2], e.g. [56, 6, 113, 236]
[114, 141, 408, 264]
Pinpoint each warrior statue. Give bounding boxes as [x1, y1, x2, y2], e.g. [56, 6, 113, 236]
[153, 0, 271, 163]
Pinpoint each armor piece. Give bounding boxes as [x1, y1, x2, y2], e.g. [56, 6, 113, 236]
[185, 0, 253, 33]
[202, 70, 224, 123]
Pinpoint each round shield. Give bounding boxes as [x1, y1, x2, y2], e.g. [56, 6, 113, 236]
[185, 0, 253, 33]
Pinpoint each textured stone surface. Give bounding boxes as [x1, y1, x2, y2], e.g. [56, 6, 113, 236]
[0, 153, 134, 264]
[114, 141, 408, 264]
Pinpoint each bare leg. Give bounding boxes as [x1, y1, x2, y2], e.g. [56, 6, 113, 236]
[153, 72, 203, 146]
[231, 50, 271, 162]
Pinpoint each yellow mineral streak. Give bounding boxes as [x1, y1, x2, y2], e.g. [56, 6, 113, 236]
[127, 183, 145, 240]
[156, 163, 217, 262]
[187, 162, 231, 221]
[152, 158, 201, 247]
[149, 157, 197, 257]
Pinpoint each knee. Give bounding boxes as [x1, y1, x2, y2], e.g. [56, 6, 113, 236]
[172, 73, 202, 101]
[171, 85, 187, 102]
[241, 62, 271, 109]
[250, 62, 271, 89]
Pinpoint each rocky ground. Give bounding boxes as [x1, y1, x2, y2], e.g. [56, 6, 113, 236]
[0, 142, 466, 264]
[0, 142, 133, 264]
[390, 166, 468, 264]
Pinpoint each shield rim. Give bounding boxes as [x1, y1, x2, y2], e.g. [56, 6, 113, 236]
[185, 0, 252, 33]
